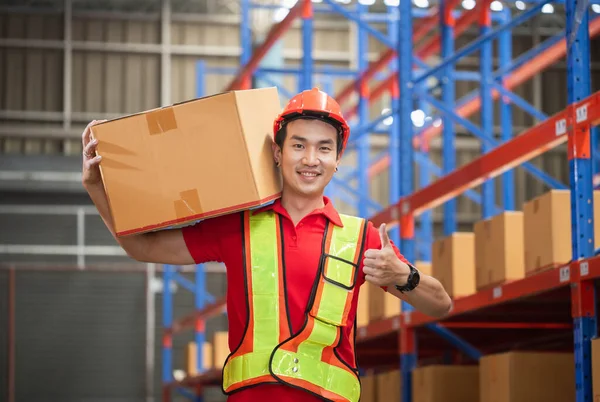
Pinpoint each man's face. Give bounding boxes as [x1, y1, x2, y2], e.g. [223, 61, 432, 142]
[273, 118, 340, 198]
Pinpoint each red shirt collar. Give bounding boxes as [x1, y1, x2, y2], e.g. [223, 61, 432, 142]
[252, 196, 344, 227]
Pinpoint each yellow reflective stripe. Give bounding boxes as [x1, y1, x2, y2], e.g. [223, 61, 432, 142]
[248, 212, 280, 351]
[271, 338, 360, 401]
[223, 211, 281, 390]
[318, 215, 363, 325]
[323, 214, 362, 287]
[223, 351, 273, 389]
[271, 215, 364, 401]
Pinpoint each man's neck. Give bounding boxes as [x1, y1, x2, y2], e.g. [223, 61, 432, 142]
[280, 191, 325, 226]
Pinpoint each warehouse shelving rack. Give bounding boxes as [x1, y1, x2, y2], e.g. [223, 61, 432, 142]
[161, 0, 600, 401]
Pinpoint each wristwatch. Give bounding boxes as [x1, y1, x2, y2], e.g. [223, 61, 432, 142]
[395, 263, 420, 293]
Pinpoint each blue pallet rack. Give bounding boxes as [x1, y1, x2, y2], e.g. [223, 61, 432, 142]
[161, 0, 600, 401]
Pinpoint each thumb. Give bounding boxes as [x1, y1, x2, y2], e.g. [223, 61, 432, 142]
[379, 223, 391, 248]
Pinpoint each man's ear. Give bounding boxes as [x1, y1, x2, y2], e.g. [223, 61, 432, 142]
[272, 141, 282, 166]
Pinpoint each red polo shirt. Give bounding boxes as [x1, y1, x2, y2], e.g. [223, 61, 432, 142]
[182, 197, 408, 401]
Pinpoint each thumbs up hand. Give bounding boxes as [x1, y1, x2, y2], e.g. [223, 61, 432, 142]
[363, 223, 410, 287]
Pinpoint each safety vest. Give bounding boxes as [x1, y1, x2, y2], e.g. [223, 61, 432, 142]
[221, 209, 367, 402]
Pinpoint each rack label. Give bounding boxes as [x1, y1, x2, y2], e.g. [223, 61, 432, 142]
[392, 318, 400, 330]
[555, 118, 567, 136]
[404, 311, 412, 324]
[493, 286, 502, 299]
[559, 266, 570, 283]
[580, 261, 589, 277]
[576, 104, 588, 123]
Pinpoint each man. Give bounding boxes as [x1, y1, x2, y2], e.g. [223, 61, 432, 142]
[82, 88, 452, 402]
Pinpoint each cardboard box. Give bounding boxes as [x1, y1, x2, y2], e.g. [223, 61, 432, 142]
[412, 365, 479, 402]
[357, 281, 376, 327]
[474, 211, 525, 290]
[415, 260, 432, 276]
[91, 87, 283, 236]
[479, 351, 575, 402]
[360, 373, 377, 402]
[376, 370, 401, 402]
[369, 288, 402, 321]
[186, 341, 213, 375]
[593, 338, 600, 401]
[524, 190, 600, 273]
[432, 232, 476, 298]
[212, 331, 230, 369]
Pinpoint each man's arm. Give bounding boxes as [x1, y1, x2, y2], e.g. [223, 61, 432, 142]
[82, 120, 195, 265]
[385, 263, 453, 318]
[362, 223, 452, 319]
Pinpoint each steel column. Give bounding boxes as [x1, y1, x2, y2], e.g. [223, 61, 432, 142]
[162, 265, 174, 402]
[387, 5, 401, 247]
[63, 0, 72, 130]
[240, 0, 252, 89]
[566, 0, 596, 399]
[398, 0, 416, 398]
[160, 0, 172, 106]
[441, 0, 457, 235]
[499, 8, 515, 210]
[301, 0, 313, 91]
[480, 3, 494, 219]
[357, 2, 369, 219]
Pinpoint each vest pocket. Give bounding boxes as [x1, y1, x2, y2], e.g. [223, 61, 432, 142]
[320, 253, 358, 290]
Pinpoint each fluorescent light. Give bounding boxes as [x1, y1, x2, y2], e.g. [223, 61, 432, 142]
[358, 0, 376, 5]
[515, 0, 526, 10]
[462, 0, 476, 10]
[592, 4, 600, 13]
[490, 0, 503, 11]
[282, 0, 298, 8]
[541, 3, 554, 13]
[411, 110, 426, 128]
[384, 0, 400, 6]
[414, 0, 429, 8]
[381, 108, 394, 126]
[311, 0, 323, 3]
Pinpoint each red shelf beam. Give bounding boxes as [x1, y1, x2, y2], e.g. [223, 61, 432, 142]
[165, 297, 227, 335]
[367, 17, 600, 178]
[405, 256, 600, 328]
[355, 255, 600, 344]
[225, 3, 303, 91]
[369, 90, 600, 227]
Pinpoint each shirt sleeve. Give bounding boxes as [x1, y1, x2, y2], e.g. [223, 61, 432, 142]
[181, 212, 241, 264]
[359, 220, 410, 290]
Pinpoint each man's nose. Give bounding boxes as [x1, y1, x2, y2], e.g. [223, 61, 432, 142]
[302, 148, 320, 165]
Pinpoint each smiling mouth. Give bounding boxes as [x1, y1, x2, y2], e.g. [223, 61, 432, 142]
[298, 172, 320, 177]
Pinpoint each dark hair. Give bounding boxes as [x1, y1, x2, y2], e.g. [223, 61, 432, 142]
[275, 117, 344, 157]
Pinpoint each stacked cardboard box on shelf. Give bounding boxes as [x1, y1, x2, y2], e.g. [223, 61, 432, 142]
[479, 351, 575, 402]
[185, 330, 230, 375]
[431, 233, 476, 298]
[474, 211, 525, 290]
[523, 190, 600, 274]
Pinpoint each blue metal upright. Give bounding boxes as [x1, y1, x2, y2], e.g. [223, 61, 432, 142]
[397, 0, 416, 400]
[387, 5, 401, 248]
[566, 0, 597, 400]
[300, 0, 313, 91]
[357, 2, 369, 219]
[498, 8, 515, 211]
[480, 3, 495, 219]
[440, 0, 457, 235]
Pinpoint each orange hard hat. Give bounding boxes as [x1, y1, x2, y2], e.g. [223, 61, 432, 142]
[273, 87, 350, 155]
